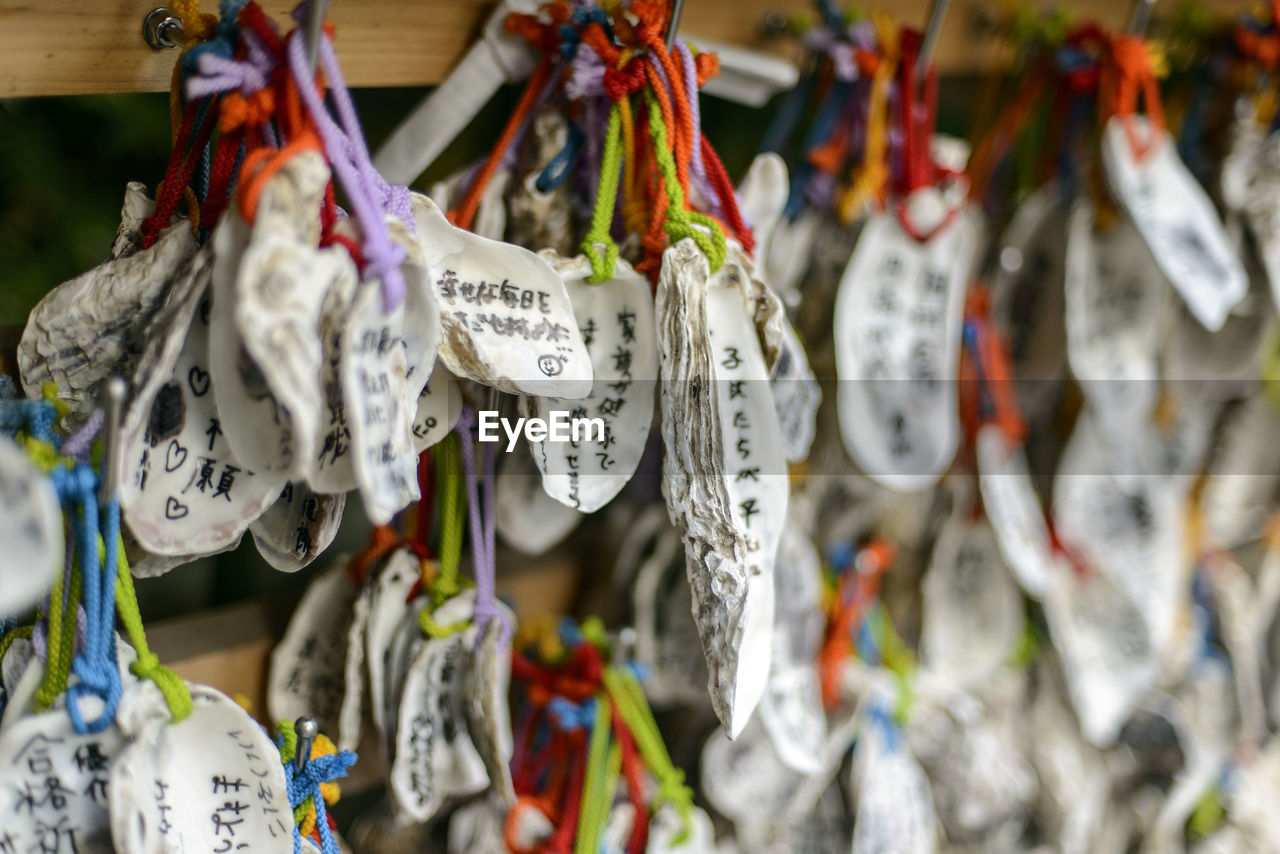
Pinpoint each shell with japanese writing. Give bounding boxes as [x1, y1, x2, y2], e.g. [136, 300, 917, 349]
[19, 183, 199, 426]
[337, 214, 442, 526]
[656, 238, 787, 737]
[250, 482, 346, 573]
[209, 151, 358, 482]
[110, 681, 293, 854]
[519, 252, 658, 513]
[833, 199, 976, 492]
[412, 193, 592, 400]
[0, 707, 126, 854]
[266, 556, 360, 740]
[116, 243, 286, 558]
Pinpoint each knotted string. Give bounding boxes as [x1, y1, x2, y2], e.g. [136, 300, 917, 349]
[53, 463, 122, 734]
[114, 540, 193, 721]
[277, 720, 357, 854]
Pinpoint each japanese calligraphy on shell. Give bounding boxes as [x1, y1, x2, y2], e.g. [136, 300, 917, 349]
[0, 434, 62, 615]
[389, 593, 489, 823]
[117, 246, 285, 557]
[1102, 116, 1246, 332]
[1063, 198, 1165, 451]
[834, 199, 975, 491]
[521, 252, 657, 512]
[307, 239, 360, 496]
[250, 482, 345, 573]
[268, 558, 361, 736]
[210, 151, 358, 481]
[413, 361, 462, 453]
[412, 194, 592, 399]
[0, 710, 124, 854]
[656, 238, 788, 736]
[110, 684, 293, 854]
[1052, 409, 1185, 660]
[19, 184, 198, 423]
[339, 249, 439, 525]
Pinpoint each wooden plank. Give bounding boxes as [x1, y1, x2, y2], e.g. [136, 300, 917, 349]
[0, 0, 491, 98]
[1, 0, 1257, 98]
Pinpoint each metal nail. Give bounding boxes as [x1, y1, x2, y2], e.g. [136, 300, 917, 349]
[295, 715, 318, 773]
[918, 0, 954, 75]
[98, 377, 126, 505]
[142, 8, 185, 50]
[1128, 0, 1156, 36]
[666, 0, 686, 50]
[305, 0, 329, 76]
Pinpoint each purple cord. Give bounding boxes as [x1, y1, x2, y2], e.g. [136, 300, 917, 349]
[62, 411, 103, 462]
[286, 15, 409, 312]
[649, 45, 721, 220]
[674, 42, 717, 213]
[567, 48, 606, 100]
[456, 407, 510, 648]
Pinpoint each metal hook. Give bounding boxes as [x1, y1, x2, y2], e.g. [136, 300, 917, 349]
[294, 715, 318, 773]
[917, 0, 954, 76]
[666, 0, 686, 50]
[305, 0, 330, 75]
[142, 7, 185, 50]
[1127, 0, 1156, 36]
[98, 378, 126, 505]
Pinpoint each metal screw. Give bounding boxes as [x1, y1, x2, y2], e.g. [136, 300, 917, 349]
[143, 8, 185, 50]
[295, 716, 318, 773]
[761, 10, 788, 38]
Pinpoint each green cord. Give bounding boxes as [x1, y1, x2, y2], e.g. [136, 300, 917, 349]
[604, 666, 694, 843]
[574, 695, 617, 854]
[34, 548, 78, 711]
[115, 537, 193, 722]
[582, 103, 625, 284]
[642, 87, 727, 273]
[420, 431, 471, 638]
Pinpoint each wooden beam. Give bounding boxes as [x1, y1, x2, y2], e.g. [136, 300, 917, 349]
[1, 0, 1256, 99]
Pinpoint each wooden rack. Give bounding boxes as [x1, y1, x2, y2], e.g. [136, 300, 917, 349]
[0, 0, 1254, 98]
[0, 0, 1258, 763]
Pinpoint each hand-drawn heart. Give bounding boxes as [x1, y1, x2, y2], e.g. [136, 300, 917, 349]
[164, 439, 188, 473]
[188, 366, 211, 398]
[164, 496, 189, 520]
